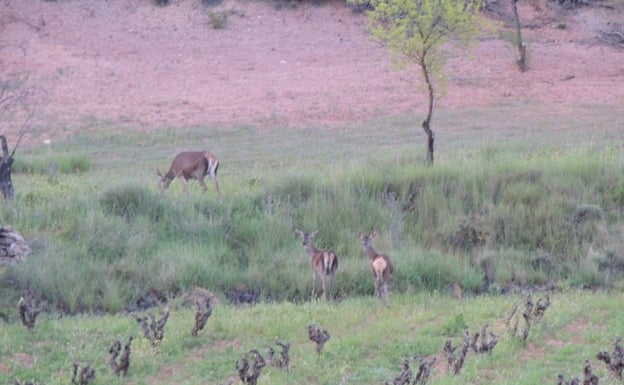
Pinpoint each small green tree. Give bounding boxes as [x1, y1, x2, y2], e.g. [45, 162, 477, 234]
[355, 0, 484, 165]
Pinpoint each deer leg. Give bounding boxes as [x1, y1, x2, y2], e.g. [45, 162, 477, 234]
[311, 271, 317, 301]
[180, 177, 190, 195]
[373, 274, 379, 299]
[326, 273, 334, 301]
[198, 176, 208, 193]
[320, 274, 328, 301]
[210, 173, 220, 197]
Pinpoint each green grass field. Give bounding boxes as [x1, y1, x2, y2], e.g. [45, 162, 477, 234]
[1, 102, 624, 384]
[2, 292, 624, 385]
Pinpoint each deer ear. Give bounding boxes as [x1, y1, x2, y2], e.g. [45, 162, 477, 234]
[157, 169, 163, 177]
[311, 229, 319, 237]
[371, 229, 377, 237]
[356, 231, 362, 238]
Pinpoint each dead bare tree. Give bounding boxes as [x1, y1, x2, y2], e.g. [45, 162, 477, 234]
[511, 0, 527, 72]
[0, 75, 41, 200]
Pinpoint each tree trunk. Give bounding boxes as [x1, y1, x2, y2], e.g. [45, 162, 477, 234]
[422, 119, 434, 166]
[511, 0, 527, 72]
[0, 135, 15, 200]
[420, 61, 435, 166]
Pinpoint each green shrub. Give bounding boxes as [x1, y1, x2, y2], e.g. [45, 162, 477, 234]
[207, 10, 228, 29]
[100, 184, 166, 222]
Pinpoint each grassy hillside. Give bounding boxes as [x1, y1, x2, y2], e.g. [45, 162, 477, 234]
[0, 104, 623, 314]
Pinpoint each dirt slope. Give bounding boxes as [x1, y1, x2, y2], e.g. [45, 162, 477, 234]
[1, 0, 623, 143]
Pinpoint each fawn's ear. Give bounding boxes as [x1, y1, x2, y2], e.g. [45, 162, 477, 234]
[356, 231, 363, 238]
[295, 228, 303, 237]
[371, 229, 377, 237]
[311, 229, 319, 237]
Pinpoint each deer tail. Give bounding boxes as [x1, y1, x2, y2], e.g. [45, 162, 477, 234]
[323, 252, 337, 275]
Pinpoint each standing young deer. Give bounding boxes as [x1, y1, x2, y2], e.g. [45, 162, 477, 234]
[157, 151, 220, 197]
[357, 229, 394, 301]
[295, 228, 339, 301]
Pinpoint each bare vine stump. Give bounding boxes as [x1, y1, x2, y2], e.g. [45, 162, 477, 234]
[444, 336, 469, 375]
[134, 308, 169, 349]
[0, 226, 31, 265]
[71, 360, 96, 385]
[184, 287, 215, 337]
[236, 349, 266, 385]
[17, 296, 42, 331]
[267, 340, 290, 372]
[414, 355, 436, 385]
[308, 323, 331, 354]
[597, 337, 624, 379]
[108, 336, 132, 376]
[386, 359, 412, 385]
[507, 293, 551, 341]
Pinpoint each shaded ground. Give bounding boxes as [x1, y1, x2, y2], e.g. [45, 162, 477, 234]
[0, 0, 623, 145]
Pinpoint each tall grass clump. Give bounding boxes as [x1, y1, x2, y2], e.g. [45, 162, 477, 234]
[13, 154, 92, 175]
[100, 184, 167, 222]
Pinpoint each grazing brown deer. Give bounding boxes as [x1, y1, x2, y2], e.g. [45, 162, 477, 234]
[157, 151, 220, 196]
[295, 228, 339, 301]
[357, 229, 394, 301]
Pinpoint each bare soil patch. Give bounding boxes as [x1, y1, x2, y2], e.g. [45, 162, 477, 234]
[1, 0, 623, 144]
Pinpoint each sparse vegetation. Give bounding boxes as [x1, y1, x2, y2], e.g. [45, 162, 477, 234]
[207, 10, 228, 29]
